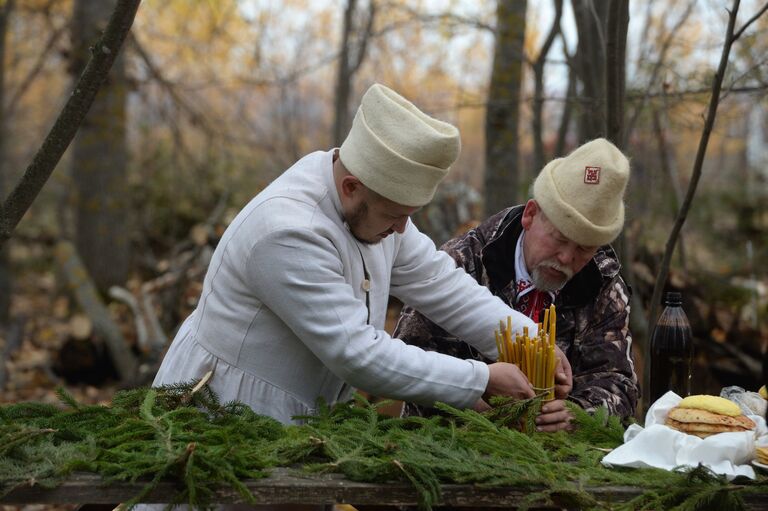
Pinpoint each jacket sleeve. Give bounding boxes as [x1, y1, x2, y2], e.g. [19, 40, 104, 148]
[393, 228, 495, 363]
[567, 277, 639, 420]
[389, 221, 535, 359]
[244, 226, 491, 409]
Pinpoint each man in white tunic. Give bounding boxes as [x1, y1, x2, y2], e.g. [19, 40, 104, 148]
[153, 83, 572, 425]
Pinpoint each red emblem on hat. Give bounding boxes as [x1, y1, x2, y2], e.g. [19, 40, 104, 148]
[584, 166, 601, 184]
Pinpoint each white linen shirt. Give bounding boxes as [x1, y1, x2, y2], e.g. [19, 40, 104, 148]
[153, 149, 537, 424]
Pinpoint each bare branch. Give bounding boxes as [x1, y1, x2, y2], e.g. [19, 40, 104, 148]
[0, 0, 142, 247]
[4, 24, 66, 116]
[237, 3, 494, 90]
[624, 0, 696, 145]
[631, 83, 768, 99]
[647, 0, 741, 337]
[731, 1, 768, 42]
[555, 30, 576, 156]
[350, 0, 376, 75]
[128, 32, 217, 140]
[440, 80, 768, 117]
[635, 0, 656, 65]
[380, 2, 494, 33]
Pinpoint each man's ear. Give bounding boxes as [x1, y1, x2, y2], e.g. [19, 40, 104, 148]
[521, 199, 538, 230]
[340, 175, 364, 200]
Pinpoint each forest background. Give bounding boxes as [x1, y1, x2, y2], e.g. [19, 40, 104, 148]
[0, 0, 767, 421]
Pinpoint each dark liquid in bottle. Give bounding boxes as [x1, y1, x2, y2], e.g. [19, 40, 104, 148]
[649, 308, 693, 404]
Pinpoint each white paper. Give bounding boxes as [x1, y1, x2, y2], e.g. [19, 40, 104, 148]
[601, 391, 768, 480]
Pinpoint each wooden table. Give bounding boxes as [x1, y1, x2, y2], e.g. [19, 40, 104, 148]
[3, 468, 768, 510]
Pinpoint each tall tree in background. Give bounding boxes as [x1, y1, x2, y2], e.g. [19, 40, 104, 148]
[0, 0, 14, 324]
[572, 0, 608, 142]
[484, 0, 527, 216]
[70, 0, 130, 292]
[603, 0, 642, 360]
[531, 0, 563, 173]
[333, 0, 375, 147]
[605, 0, 628, 147]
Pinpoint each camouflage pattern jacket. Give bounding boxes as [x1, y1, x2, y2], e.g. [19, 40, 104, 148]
[394, 206, 640, 420]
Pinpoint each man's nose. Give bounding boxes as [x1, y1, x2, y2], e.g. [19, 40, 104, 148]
[393, 217, 408, 233]
[557, 245, 576, 265]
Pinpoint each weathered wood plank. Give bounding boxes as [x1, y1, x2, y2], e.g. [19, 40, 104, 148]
[3, 469, 768, 509]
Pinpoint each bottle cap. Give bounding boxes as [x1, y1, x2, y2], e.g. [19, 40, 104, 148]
[664, 291, 682, 305]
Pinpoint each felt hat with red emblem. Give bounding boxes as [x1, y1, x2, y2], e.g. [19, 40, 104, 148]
[532, 138, 630, 246]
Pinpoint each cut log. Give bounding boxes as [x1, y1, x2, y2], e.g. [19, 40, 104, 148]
[109, 285, 167, 360]
[54, 241, 137, 384]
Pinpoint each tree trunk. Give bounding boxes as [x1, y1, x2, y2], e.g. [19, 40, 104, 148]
[603, 0, 629, 267]
[484, 0, 527, 216]
[0, 0, 141, 249]
[333, 0, 355, 147]
[70, 0, 130, 293]
[531, 0, 563, 173]
[333, 0, 375, 147]
[555, 43, 576, 157]
[0, 0, 14, 325]
[605, 0, 628, 147]
[572, 0, 608, 142]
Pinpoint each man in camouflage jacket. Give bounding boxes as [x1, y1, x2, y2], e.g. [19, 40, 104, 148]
[394, 139, 639, 427]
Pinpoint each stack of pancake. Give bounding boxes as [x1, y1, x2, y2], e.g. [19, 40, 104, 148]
[757, 446, 768, 465]
[664, 395, 756, 438]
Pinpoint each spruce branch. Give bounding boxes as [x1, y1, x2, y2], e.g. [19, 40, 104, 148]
[3, 384, 767, 510]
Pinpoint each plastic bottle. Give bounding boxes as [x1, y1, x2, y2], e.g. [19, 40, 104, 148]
[648, 291, 694, 405]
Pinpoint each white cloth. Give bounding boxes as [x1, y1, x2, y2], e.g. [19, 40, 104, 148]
[154, 149, 537, 424]
[602, 391, 768, 480]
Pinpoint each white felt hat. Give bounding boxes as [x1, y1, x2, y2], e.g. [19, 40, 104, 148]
[339, 84, 460, 207]
[533, 138, 630, 246]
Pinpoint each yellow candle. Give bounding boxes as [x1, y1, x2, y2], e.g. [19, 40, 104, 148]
[550, 304, 556, 347]
[535, 349, 543, 388]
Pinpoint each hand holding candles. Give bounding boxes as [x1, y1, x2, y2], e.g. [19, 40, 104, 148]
[495, 304, 558, 401]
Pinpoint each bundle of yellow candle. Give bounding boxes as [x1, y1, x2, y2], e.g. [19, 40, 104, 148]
[495, 304, 558, 400]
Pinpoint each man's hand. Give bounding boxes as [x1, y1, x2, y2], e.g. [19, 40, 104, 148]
[535, 399, 574, 432]
[484, 362, 536, 402]
[554, 346, 573, 399]
[472, 397, 492, 412]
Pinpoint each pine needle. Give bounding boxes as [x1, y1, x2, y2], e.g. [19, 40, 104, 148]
[3, 383, 768, 511]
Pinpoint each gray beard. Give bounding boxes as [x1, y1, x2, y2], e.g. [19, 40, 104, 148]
[530, 262, 573, 292]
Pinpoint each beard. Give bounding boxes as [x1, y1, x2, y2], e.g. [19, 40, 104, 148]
[531, 259, 574, 292]
[346, 201, 381, 245]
